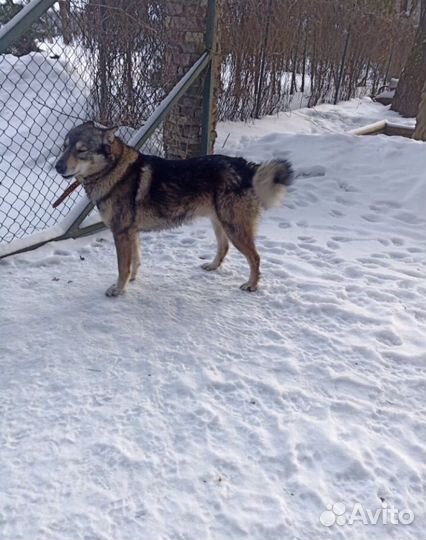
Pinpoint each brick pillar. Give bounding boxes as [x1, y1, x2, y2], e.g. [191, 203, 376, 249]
[163, 0, 220, 159]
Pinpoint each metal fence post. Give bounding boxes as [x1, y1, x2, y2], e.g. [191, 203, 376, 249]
[201, 0, 218, 155]
[0, 0, 57, 53]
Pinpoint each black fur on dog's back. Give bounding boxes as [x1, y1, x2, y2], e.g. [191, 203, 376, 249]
[142, 153, 293, 213]
[143, 154, 255, 195]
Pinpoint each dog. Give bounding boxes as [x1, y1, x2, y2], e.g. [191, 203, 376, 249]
[55, 121, 293, 297]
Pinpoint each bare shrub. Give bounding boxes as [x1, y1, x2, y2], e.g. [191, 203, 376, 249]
[73, 0, 167, 128]
[220, 0, 416, 120]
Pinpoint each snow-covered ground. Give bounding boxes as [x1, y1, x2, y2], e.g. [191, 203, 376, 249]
[0, 100, 425, 540]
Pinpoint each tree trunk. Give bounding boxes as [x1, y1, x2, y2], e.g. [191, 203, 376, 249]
[301, 31, 308, 94]
[254, 0, 273, 118]
[59, 0, 72, 45]
[391, 0, 426, 117]
[334, 28, 351, 105]
[413, 78, 426, 140]
[290, 21, 302, 96]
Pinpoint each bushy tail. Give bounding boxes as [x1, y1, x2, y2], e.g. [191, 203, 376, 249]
[253, 159, 294, 209]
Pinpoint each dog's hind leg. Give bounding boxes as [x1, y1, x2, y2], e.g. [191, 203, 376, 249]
[201, 216, 229, 271]
[222, 224, 260, 292]
[106, 230, 135, 297]
[130, 234, 141, 281]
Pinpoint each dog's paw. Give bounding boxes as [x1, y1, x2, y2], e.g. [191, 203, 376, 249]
[130, 264, 141, 282]
[201, 262, 219, 272]
[240, 282, 257, 292]
[105, 284, 125, 297]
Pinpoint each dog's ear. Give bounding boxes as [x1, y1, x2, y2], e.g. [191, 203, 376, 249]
[81, 120, 95, 128]
[102, 126, 118, 145]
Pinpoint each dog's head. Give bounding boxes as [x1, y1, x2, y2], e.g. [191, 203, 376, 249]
[55, 121, 117, 180]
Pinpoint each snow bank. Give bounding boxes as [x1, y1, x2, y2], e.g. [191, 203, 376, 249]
[217, 97, 416, 149]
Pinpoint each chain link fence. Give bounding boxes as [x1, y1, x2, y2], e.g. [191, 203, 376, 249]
[0, 0, 176, 247]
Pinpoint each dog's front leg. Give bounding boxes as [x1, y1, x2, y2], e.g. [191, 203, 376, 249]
[106, 230, 133, 297]
[130, 233, 141, 281]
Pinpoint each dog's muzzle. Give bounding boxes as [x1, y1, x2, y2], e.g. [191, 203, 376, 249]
[55, 159, 74, 178]
[55, 158, 66, 175]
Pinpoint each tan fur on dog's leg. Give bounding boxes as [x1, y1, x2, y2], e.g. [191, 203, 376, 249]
[106, 231, 134, 296]
[223, 225, 260, 292]
[201, 216, 229, 271]
[130, 234, 141, 281]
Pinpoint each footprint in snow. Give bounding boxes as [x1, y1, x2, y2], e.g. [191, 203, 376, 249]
[326, 241, 340, 250]
[278, 221, 291, 229]
[393, 212, 425, 225]
[357, 257, 390, 268]
[361, 214, 381, 223]
[338, 182, 358, 193]
[343, 266, 364, 278]
[374, 329, 403, 347]
[374, 200, 401, 209]
[378, 238, 390, 246]
[53, 249, 73, 257]
[388, 251, 409, 260]
[332, 236, 352, 243]
[180, 238, 196, 246]
[295, 165, 326, 178]
[335, 195, 356, 206]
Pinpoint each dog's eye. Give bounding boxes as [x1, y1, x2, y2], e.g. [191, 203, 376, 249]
[77, 147, 88, 153]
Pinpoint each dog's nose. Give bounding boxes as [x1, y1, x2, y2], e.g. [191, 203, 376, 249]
[55, 160, 66, 175]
